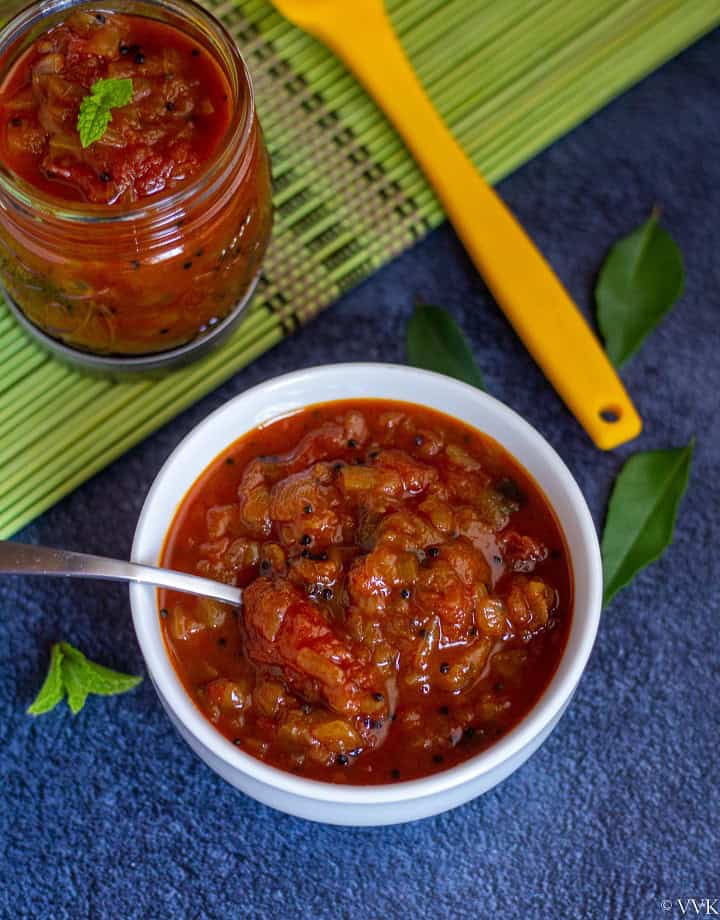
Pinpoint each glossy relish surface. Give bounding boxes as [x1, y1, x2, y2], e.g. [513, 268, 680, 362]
[160, 400, 573, 785]
[0, 9, 232, 205]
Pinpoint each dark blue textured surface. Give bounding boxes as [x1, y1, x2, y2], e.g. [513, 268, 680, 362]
[2, 29, 719, 920]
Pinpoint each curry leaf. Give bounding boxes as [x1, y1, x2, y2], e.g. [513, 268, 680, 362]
[596, 211, 685, 368]
[601, 441, 693, 607]
[27, 641, 142, 716]
[77, 77, 133, 148]
[406, 304, 485, 390]
[27, 643, 65, 715]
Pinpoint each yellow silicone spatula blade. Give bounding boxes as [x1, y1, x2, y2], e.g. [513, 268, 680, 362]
[269, 0, 642, 450]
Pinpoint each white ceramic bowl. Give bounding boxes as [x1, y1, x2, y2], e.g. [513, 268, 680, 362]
[130, 363, 602, 826]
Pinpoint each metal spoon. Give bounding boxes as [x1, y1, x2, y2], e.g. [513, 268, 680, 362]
[0, 541, 242, 606]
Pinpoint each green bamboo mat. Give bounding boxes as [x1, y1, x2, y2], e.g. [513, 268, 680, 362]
[0, 0, 717, 538]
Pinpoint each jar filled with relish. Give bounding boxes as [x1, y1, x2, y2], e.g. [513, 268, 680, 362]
[0, 0, 272, 369]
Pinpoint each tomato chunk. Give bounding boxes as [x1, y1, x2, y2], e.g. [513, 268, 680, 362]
[242, 577, 392, 739]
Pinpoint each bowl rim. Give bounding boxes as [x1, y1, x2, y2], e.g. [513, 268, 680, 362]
[130, 362, 602, 805]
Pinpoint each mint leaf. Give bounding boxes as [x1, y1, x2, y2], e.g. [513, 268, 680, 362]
[27, 641, 142, 716]
[59, 643, 142, 714]
[596, 211, 685, 368]
[601, 441, 694, 607]
[27, 643, 65, 715]
[61, 651, 90, 715]
[77, 77, 133, 148]
[406, 304, 485, 390]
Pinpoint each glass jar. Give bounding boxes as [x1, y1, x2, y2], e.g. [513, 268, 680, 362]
[0, 0, 272, 371]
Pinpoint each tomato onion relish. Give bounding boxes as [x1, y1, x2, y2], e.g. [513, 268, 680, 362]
[0, 9, 231, 204]
[159, 400, 572, 785]
[0, 3, 272, 356]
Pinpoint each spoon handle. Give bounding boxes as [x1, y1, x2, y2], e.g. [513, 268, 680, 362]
[0, 541, 242, 607]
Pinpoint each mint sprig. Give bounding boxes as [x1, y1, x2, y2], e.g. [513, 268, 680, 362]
[77, 77, 134, 149]
[28, 642, 142, 716]
[27, 643, 65, 715]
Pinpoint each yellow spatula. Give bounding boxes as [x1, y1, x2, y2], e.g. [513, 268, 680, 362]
[268, 0, 642, 449]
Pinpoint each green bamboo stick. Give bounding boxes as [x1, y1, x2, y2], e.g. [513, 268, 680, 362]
[0, 348, 47, 398]
[0, 365, 74, 434]
[0, 361, 69, 422]
[0, 378, 114, 475]
[0, 327, 32, 361]
[403, 0, 543, 67]
[0, 306, 288, 506]
[466, 0, 701, 160]
[451, 0, 662, 140]
[0, 313, 19, 336]
[0, 325, 285, 537]
[477, 3, 719, 177]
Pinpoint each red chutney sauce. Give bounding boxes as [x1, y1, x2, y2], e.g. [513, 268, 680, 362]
[0, 5, 272, 355]
[159, 400, 573, 785]
[0, 11, 230, 204]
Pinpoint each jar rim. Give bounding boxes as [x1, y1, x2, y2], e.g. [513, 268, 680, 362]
[0, 0, 255, 224]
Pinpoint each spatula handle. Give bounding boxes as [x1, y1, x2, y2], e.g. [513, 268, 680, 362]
[309, 2, 641, 449]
